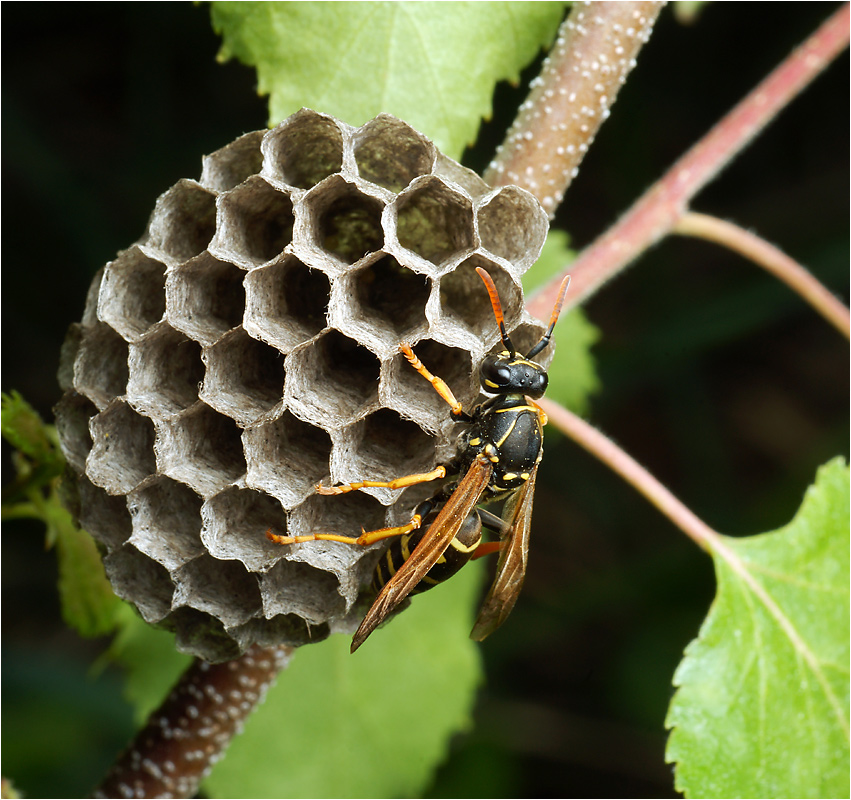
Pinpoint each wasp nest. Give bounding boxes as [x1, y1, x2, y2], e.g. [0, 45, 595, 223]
[55, 109, 550, 662]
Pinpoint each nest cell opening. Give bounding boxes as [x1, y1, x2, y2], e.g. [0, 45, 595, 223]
[395, 178, 475, 268]
[439, 257, 521, 344]
[167, 253, 246, 345]
[217, 178, 295, 266]
[54, 392, 98, 472]
[99, 250, 167, 342]
[158, 403, 247, 497]
[294, 490, 387, 543]
[127, 327, 204, 417]
[477, 186, 548, 269]
[307, 179, 385, 265]
[350, 255, 429, 342]
[127, 477, 205, 571]
[105, 544, 175, 624]
[244, 412, 332, 510]
[244, 257, 329, 353]
[148, 181, 218, 264]
[202, 487, 288, 571]
[337, 408, 436, 505]
[260, 560, 348, 625]
[87, 401, 157, 495]
[390, 339, 475, 426]
[286, 330, 380, 427]
[78, 476, 133, 551]
[172, 554, 263, 629]
[353, 116, 434, 193]
[201, 130, 265, 192]
[201, 329, 285, 426]
[263, 110, 345, 190]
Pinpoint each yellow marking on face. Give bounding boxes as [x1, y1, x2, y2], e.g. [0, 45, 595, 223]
[484, 379, 499, 389]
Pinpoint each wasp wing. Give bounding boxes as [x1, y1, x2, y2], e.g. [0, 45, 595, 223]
[470, 464, 538, 641]
[351, 453, 493, 652]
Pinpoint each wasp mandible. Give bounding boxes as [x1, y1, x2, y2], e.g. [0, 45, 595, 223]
[268, 267, 571, 652]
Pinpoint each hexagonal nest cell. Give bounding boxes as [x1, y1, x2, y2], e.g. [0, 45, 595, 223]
[55, 108, 550, 662]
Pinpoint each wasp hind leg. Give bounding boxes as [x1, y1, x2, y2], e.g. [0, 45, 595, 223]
[266, 499, 438, 547]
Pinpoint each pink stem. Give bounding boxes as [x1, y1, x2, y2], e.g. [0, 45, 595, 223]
[527, 4, 851, 320]
[674, 211, 850, 338]
[538, 398, 720, 552]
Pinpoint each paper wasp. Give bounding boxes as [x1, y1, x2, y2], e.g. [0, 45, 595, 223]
[268, 267, 570, 652]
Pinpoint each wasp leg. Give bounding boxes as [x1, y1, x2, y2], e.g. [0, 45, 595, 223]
[528, 397, 548, 426]
[316, 465, 446, 496]
[399, 343, 471, 421]
[266, 513, 426, 547]
[471, 541, 502, 560]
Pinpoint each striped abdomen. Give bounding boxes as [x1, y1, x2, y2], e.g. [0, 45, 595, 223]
[371, 511, 482, 595]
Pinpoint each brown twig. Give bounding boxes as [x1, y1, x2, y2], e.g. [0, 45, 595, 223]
[538, 398, 719, 553]
[527, 3, 851, 320]
[93, 645, 292, 799]
[484, 1, 664, 216]
[674, 211, 850, 338]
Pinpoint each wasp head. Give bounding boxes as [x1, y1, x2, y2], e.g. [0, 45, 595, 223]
[480, 351, 548, 398]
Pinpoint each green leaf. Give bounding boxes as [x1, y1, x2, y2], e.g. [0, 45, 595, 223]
[666, 458, 850, 798]
[53, 510, 123, 638]
[210, 1, 566, 159]
[1, 392, 64, 494]
[524, 229, 600, 414]
[205, 560, 486, 798]
[1, 391, 59, 466]
[103, 605, 193, 724]
[2, 390, 121, 636]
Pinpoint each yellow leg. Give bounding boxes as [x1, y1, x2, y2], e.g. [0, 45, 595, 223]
[528, 397, 548, 426]
[316, 465, 445, 495]
[266, 514, 424, 547]
[400, 343, 464, 417]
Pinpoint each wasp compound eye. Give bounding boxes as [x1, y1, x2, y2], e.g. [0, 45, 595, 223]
[55, 109, 551, 662]
[481, 356, 513, 392]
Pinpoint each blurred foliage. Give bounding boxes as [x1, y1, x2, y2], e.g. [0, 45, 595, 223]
[2, 3, 848, 798]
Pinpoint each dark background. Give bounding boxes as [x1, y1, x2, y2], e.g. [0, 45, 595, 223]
[3, 3, 848, 797]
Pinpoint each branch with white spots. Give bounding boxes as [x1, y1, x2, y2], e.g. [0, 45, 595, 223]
[93, 645, 292, 799]
[484, 1, 664, 216]
[526, 3, 850, 321]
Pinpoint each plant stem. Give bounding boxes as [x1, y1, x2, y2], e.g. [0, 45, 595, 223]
[674, 211, 850, 338]
[538, 397, 720, 553]
[93, 644, 292, 799]
[484, 1, 664, 215]
[527, 3, 851, 320]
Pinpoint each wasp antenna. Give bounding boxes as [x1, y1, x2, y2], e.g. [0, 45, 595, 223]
[475, 267, 515, 357]
[525, 274, 571, 360]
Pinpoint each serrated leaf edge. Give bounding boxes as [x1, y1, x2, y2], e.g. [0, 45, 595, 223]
[707, 531, 849, 741]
